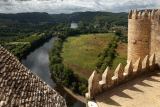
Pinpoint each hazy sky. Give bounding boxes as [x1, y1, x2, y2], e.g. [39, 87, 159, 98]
[0, 0, 159, 14]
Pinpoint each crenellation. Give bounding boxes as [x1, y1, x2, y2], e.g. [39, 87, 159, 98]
[128, 10, 132, 19]
[124, 60, 133, 81]
[132, 9, 138, 19]
[148, 12, 151, 19]
[114, 63, 123, 84]
[88, 71, 100, 98]
[133, 57, 142, 77]
[151, 9, 156, 19]
[149, 53, 156, 71]
[87, 53, 157, 99]
[138, 11, 142, 19]
[142, 55, 149, 73]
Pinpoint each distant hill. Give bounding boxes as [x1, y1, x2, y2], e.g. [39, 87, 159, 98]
[50, 11, 129, 23]
[0, 12, 54, 23]
[0, 11, 130, 26]
[0, 9, 158, 24]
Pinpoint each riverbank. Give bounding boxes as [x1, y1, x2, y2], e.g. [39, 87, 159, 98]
[63, 84, 86, 103]
[51, 73, 86, 103]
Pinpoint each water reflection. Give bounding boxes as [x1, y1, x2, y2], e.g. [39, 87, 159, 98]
[20, 36, 86, 107]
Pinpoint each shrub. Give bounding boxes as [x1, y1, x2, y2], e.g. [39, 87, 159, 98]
[63, 66, 74, 86]
[50, 56, 62, 65]
[78, 83, 87, 95]
[101, 63, 108, 73]
[58, 33, 66, 41]
[115, 29, 122, 36]
[96, 60, 104, 68]
[82, 89, 88, 96]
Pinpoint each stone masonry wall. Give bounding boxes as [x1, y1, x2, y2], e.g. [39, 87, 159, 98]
[0, 45, 67, 107]
[128, 8, 160, 67]
[128, 9, 151, 64]
[150, 9, 160, 66]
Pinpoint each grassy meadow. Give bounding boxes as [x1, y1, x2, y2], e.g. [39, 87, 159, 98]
[61, 33, 115, 79]
[61, 33, 128, 79]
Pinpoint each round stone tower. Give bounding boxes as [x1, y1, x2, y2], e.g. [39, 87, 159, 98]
[150, 8, 160, 66]
[128, 9, 151, 64]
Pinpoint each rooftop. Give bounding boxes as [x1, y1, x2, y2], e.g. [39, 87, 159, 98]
[0, 45, 67, 107]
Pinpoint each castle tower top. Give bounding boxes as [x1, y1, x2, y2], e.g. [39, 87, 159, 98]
[151, 9, 155, 19]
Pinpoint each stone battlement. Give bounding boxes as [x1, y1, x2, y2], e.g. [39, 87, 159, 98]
[0, 45, 67, 107]
[86, 53, 158, 99]
[128, 8, 160, 20]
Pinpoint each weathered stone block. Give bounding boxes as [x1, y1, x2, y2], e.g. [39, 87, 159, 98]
[149, 53, 155, 71]
[124, 60, 133, 81]
[133, 57, 142, 77]
[142, 55, 149, 73]
[114, 63, 123, 84]
[88, 71, 100, 98]
[102, 67, 112, 86]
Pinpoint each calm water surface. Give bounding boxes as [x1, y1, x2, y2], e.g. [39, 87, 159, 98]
[20, 36, 86, 107]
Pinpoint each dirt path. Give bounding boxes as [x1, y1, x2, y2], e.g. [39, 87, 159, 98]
[63, 85, 86, 103]
[9, 42, 30, 44]
[95, 70, 160, 107]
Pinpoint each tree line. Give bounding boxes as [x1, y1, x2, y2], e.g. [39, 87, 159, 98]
[2, 32, 54, 60]
[48, 29, 89, 96]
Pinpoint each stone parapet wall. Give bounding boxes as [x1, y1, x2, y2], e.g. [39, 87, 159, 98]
[86, 53, 157, 99]
[0, 45, 67, 107]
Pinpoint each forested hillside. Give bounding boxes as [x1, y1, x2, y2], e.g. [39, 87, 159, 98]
[50, 11, 128, 27]
[0, 12, 54, 23]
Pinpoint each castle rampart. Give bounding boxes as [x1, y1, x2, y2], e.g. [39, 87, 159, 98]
[86, 53, 158, 99]
[86, 8, 160, 101]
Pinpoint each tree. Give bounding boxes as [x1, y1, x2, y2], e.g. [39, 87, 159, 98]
[115, 29, 122, 36]
[63, 66, 74, 87]
[58, 33, 66, 41]
[50, 56, 62, 65]
[105, 22, 110, 30]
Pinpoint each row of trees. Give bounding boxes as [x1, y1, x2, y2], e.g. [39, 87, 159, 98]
[2, 32, 54, 60]
[96, 35, 120, 73]
[48, 30, 88, 96]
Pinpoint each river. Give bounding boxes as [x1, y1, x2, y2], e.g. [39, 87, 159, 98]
[20, 36, 86, 107]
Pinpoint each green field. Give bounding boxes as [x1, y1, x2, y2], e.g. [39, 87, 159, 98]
[110, 53, 127, 75]
[61, 33, 128, 79]
[6, 42, 30, 45]
[61, 33, 115, 79]
[16, 34, 42, 42]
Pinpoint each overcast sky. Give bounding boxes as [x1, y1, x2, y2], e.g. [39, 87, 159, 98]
[0, 0, 159, 14]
